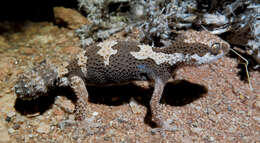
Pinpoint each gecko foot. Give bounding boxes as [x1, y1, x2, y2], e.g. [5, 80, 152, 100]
[151, 119, 177, 138]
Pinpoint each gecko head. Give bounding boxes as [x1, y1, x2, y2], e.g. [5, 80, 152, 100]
[207, 38, 230, 56]
[15, 61, 58, 101]
[15, 75, 48, 101]
[178, 30, 230, 65]
[189, 40, 230, 65]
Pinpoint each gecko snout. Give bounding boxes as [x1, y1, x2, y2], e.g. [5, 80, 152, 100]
[15, 76, 48, 101]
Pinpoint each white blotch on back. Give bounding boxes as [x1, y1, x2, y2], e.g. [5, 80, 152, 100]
[77, 50, 88, 76]
[57, 62, 69, 78]
[191, 52, 224, 65]
[97, 40, 118, 66]
[130, 44, 187, 65]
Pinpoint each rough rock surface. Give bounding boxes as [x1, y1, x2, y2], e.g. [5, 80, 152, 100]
[53, 7, 89, 29]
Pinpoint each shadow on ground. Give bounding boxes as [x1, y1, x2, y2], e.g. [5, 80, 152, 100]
[14, 80, 207, 126]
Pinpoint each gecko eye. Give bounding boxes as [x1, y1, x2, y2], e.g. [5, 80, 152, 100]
[211, 43, 221, 55]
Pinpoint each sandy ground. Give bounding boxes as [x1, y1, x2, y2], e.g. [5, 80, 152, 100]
[0, 21, 259, 143]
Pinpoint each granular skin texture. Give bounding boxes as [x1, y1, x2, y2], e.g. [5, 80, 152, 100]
[14, 30, 230, 133]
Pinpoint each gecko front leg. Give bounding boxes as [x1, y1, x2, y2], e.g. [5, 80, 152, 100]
[70, 76, 89, 121]
[150, 78, 166, 127]
[150, 77, 178, 135]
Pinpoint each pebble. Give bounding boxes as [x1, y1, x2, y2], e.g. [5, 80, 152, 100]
[129, 98, 142, 114]
[12, 123, 20, 130]
[36, 123, 50, 134]
[209, 136, 215, 142]
[254, 101, 260, 110]
[55, 96, 75, 113]
[92, 112, 99, 116]
[58, 120, 76, 129]
[20, 47, 35, 55]
[252, 116, 260, 124]
[7, 111, 16, 118]
[8, 128, 15, 134]
[191, 127, 203, 134]
[5, 116, 11, 122]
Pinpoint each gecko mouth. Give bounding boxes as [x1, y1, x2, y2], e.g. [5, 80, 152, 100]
[15, 90, 47, 101]
[190, 51, 225, 65]
[15, 81, 47, 101]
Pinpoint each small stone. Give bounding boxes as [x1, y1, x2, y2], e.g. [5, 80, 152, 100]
[229, 126, 236, 132]
[53, 107, 65, 122]
[8, 128, 15, 134]
[15, 115, 25, 123]
[92, 112, 99, 116]
[55, 96, 75, 113]
[239, 95, 245, 100]
[20, 47, 35, 55]
[252, 116, 260, 124]
[227, 106, 232, 111]
[254, 101, 260, 110]
[209, 136, 215, 141]
[7, 111, 16, 118]
[53, 7, 89, 29]
[191, 127, 203, 134]
[129, 98, 142, 114]
[58, 120, 76, 129]
[36, 123, 50, 134]
[12, 123, 20, 130]
[109, 121, 113, 126]
[5, 116, 11, 122]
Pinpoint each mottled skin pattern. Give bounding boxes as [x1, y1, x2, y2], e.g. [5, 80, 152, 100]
[15, 30, 230, 131]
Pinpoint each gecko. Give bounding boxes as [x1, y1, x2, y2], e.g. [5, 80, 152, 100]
[14, 30, 230, 131]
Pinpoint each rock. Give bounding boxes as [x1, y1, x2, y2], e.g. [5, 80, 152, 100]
[191, 127, 203, 135]
[55, 96, 75, 113]
[8, 128, 15, 134]
[254, 100, 260, 110]
[19, 47, 35, 55]
[253, 116, 260, 124]
[36, 122, 50, 134]
[53, 7, 89, 29]
[58, 120, 76, 129]
[129, 98, 142, 114]
[12, 123, 20, 130]
[92, 111, 99, 116]
[7, 111, 16, 118]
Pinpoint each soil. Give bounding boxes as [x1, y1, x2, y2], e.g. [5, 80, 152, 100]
[0, 21, 259, 143]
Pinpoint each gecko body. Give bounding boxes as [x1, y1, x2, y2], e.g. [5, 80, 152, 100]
[15, 30, 230, 129]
